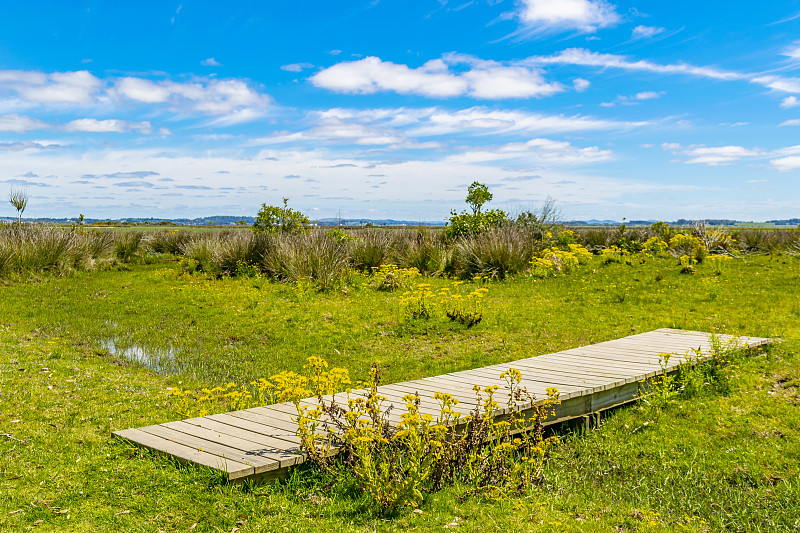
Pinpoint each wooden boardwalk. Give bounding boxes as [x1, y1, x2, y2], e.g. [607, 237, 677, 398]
[114, 329, 772, 481]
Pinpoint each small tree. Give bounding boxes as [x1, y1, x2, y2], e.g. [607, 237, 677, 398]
[445, 182, 507, 238]
[466, 181, 492, 214]
[252, 197, 310, 234]
[8, 187, 28, 224]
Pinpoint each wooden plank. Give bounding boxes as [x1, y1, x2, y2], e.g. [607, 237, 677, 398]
[458, 366, 611, 390]
[511, 355, 650, 379]
[417, 374, 558, 400]
[504, 368, 630, 392]
[379, 382, 483, 406]
[558, 349, 663, 368]
[502, 359, 635, 384]
[224, 409, 304, 434]
[164, 420, 295, 468]
[564, 344, 684, 360]
[380, 381, 523, 413]
[137, 424, 280, 474]
[114, 428, 255, 479]
[599, 338, 712, 351]
[371, 388, 469, 415]
[535, 349, 665, 367]
[205, 413, 302, 446]
[431, 371, 569, 394]
[174, 418, 305, 467]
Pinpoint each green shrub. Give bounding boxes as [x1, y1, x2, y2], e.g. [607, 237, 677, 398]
[445, 209, 508, 238]
[445, 181, 508, 238]
[252, 198, 310, 234]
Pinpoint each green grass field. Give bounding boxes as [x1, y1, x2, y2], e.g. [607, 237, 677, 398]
[2, 254, 799, 531]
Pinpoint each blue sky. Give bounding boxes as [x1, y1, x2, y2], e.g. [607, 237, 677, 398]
[1, 0, 800, 221]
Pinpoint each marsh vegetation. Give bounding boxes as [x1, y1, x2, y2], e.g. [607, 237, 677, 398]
[1, 219, 799, 531]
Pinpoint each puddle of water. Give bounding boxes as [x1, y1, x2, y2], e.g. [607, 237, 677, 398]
[100, 339, 181, 374]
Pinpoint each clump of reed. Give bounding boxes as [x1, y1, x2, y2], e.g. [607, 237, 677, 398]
[183, 230, 352, 290]
[84, 230, 116, 259]
[0, 224, 105, 276]
[349, 229, 393, 272]
[393, 228, 449, 276]
[450, 226, 538, 280]
[114, 231, 143, 263]
[181, 231, 267, 277]
[144, 230, 196, 255]
[264, 232, 351, 290]
[733, 229, 799, 254]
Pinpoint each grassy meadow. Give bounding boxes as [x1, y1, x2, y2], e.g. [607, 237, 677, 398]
[1, 223, 800, 531]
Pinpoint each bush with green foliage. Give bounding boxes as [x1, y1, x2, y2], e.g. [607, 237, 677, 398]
[445, 182, 508, 238]
[252, 198, 310, 234]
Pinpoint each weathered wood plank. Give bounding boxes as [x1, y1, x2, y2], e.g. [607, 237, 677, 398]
[137, 424, 280, 474]
[168, 419, 304, 468]
[114, 428, 255, 479]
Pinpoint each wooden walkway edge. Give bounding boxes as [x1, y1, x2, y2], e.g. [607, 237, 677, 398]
[113, 328, 772, 481]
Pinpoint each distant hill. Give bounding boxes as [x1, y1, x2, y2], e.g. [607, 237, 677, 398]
[1, 215, 447, 226]
[2, 215, 797, 227]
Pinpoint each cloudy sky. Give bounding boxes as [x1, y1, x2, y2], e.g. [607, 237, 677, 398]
[1, 1, 800, 221]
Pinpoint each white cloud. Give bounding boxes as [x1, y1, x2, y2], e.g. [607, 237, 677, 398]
[491, 137, 613, 165]
[0, 70, 101, 104]
[683, 145, 761, 165]
[115, 77, 270, 123]
[0, 113, 49, 132]
[0, 113, 154, 134]
[201, 58, 222, 67]
[526, 48, 800, 94]
[310, 106, 646, 140]
[414, 107, 645, 135]
[573, 78, 590, 92]
[751, 75, 800, 93]
[0, 69, 270, 125]
[311, 55, 561, 99]
[781, 96, 800, 108]
[770, 156, 800, 171]
[518, 0, 620, 33]
[603, 91, 663, 106]
[311, 57, 466, 97]
[463, 65, 561, 99]
[64, 118, 153, 134]
[281, 62, 315, 72]
[301, 117, 405, 146]
[114, 77, 171, 103]
[526, 48, 746, 81]
[633, 91, 662, 100]
[779, 119, 800, 127]
[631, 25, 665, 39]
[662, 142, 800, 168]
[783, 41, 800, 60]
